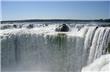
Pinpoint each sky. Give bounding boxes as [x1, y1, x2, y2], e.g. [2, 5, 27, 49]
[1, 1, 110, 20]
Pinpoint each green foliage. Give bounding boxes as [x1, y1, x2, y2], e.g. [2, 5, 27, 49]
[46, 33, 67, 50]
[107, 43, 110, 53]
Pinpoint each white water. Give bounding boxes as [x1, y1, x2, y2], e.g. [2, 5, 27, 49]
[82, 54, 110, 72]
[0, 24, 110, 72]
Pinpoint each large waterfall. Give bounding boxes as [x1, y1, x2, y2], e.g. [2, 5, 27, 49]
[0, 23, 110, 72]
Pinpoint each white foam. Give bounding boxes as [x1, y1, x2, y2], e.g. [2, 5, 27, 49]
[82, 54, 110, 72]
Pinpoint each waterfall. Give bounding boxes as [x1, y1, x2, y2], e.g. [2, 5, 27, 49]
[0, 24, 110, 72]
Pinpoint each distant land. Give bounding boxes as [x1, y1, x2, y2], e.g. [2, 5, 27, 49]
[1, 19, 110, 24]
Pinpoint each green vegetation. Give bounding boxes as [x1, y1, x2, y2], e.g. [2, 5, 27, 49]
[107, 43, 110, 53]
[47, 33, 67, 46]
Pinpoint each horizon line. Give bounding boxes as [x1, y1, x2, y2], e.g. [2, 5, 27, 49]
[1, 18, 110, 21]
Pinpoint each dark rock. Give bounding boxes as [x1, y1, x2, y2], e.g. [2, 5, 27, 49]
[45, 24, 48, 26]
[27, 24, 34, 29]
[55, 24, 69, 32]
[100, 24, 110, 27]
[0, 25, 11, 29]
[13, 24, 17, 28]
[107, 43, 110, 53]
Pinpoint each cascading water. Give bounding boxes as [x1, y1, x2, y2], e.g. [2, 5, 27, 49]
[0, 23, 110, 72]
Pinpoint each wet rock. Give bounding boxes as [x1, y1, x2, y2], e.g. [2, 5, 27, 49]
[13, 24, 17, 28]
[45, 24, 48, 26]
[27, 24, 34, 29]
[0, 25, 12, 30]
[107, 43, 110, 53]
[55, 24, 69, 32]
